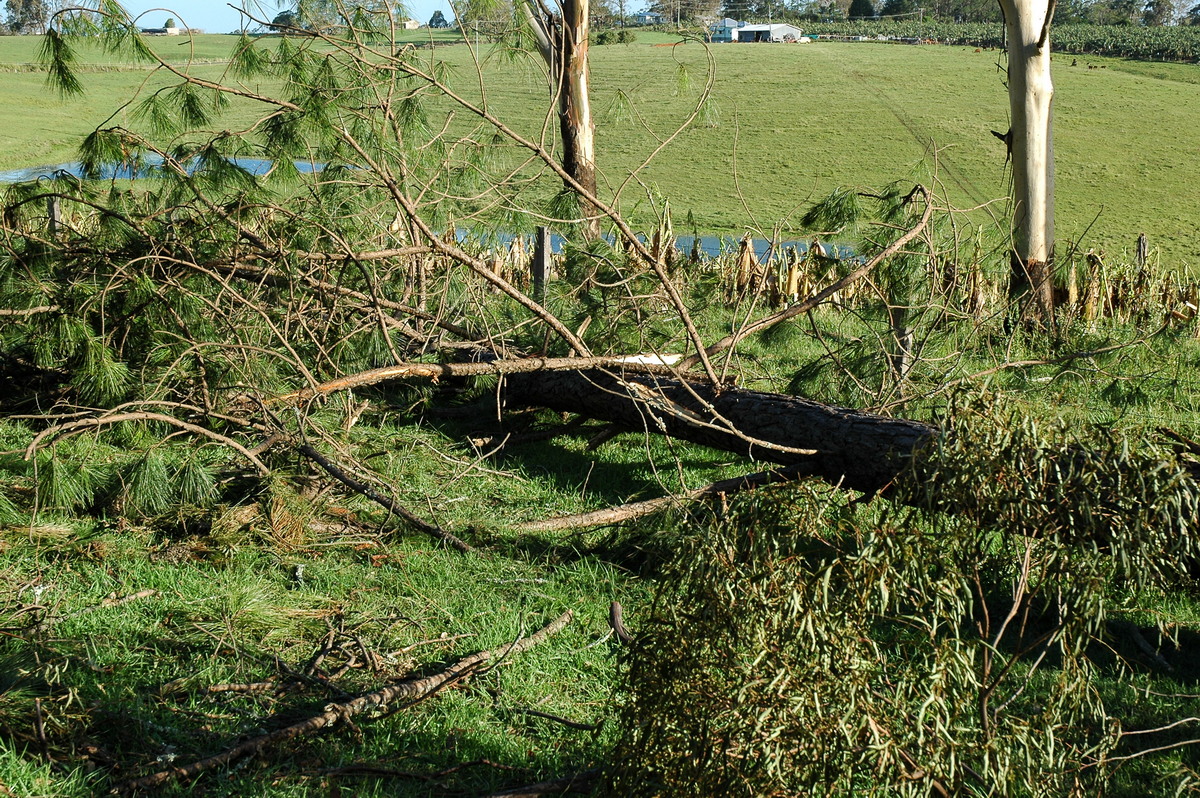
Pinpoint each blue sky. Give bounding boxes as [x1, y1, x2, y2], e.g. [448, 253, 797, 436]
[115, 1, 459, 34]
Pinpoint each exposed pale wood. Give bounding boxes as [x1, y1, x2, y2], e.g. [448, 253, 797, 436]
[0, 306, 59, 316]
[269, 355, 676, 405]
[1000, 0, 1056, 323]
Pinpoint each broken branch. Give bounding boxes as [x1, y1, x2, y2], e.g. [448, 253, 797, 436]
[299, 443, 474, 553]
[114, 611, 574, 793]
[517, 463, 814, 532]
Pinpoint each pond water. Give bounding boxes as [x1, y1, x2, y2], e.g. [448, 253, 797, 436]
[0, 157, 322, 183]
[0, 160, 850, 262]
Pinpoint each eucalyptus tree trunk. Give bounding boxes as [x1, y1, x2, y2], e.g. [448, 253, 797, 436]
[1000, 0, 1056, 326]
[523, 0, 602, 241]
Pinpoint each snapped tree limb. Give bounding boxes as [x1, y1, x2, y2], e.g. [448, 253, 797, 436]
[501, 370, 937, 494]
[114, 611, 574, 793]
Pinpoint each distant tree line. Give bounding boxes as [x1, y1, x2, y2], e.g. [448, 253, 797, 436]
[716, 0, 1198, 25]
[2, 0, 51, 34]
[267, 1, 431, 34]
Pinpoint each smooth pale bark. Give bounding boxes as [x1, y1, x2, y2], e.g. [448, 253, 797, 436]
[1000, 0, 1056, 323]
[523, 0, 601, 240]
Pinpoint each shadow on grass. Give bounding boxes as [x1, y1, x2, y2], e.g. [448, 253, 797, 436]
[12, 629, 608, 797]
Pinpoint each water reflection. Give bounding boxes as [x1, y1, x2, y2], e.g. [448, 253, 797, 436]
[1, 159, 849, 262]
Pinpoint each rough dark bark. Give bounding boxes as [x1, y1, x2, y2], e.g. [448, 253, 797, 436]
[502, 370, 938, 495]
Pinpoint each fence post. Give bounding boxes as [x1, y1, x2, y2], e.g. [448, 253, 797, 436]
[46, 196, 61, 238]
[532, 226, 551, 304]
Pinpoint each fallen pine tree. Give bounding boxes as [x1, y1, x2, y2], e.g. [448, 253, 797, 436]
[267, 356, 1200, 557]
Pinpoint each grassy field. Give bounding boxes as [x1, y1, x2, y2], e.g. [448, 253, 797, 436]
[2, 33, 1200, 266]
[4, 25, 1200, 796]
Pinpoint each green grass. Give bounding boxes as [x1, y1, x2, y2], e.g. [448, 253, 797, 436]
[4, 25, 1200, 796]
[3, 34, 1200, 265]
[0, 410, 685, 795]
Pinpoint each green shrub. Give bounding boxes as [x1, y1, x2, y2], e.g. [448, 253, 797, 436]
[605, 396, 1200, 796]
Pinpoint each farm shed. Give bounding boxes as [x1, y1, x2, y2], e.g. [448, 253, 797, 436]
[736, 23, 805, 42]
[631, 12, 665, 24]
[710, 17, 745, 42]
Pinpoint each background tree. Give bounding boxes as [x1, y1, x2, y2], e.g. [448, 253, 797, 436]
[163, 15, 174, 27]
[590, 0, 620, 25]
[455, 0, 514, 38]
[645, 0, 721, 24]
[1051, 0, 1089, 23]
[428, 8, 449, 26]
[1143, 0, 1174, 24]
[1185, 0, 1200, 21]
[521, 0, 602, 239]
[817, 0, 848, 20]
[935, 0, 1002, 22]
[1087, 0, 1141, 23]
[848, 0, 875, 18]
[4, 0, 48, 33]
[879, 0, 917, 17]
[721, 0, 754, 18]
[269, 8, 298, 28]
[284, 0, 390, 32]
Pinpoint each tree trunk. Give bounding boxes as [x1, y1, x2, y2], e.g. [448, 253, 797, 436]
[1001, 0, 1056, 326]
[558, 0, 600, 240]
[523, 0, 601, 241]
[502, 370, 937, 494]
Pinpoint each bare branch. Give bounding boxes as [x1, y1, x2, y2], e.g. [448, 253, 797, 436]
[298, 444, 473, 553]
[517, 463, 814, 532]
[24, 412, 270, 476]
[114, 611, 574, 793]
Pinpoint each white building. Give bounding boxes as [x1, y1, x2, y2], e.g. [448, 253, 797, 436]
[631, 11, 665, 24]
[709, 17, 745, 42]
[734, 23, 805, 42]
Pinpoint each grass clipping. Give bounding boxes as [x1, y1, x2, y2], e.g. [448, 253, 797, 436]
[604, 396, 1200, 797]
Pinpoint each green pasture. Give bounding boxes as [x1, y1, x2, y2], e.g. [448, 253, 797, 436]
[2, 33, 1199, 265]
[6, 27, 1200, 793]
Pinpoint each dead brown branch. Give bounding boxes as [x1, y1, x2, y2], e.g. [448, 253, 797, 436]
[518, 463, 813, 533]
[298, 443, 473, 553]
[609, 601, 633, 645]
[678, 185, 934, 371]
[114, 610, 574, 793]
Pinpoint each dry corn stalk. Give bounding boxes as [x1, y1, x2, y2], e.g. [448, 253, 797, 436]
[1083, 251, 1102, 325]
